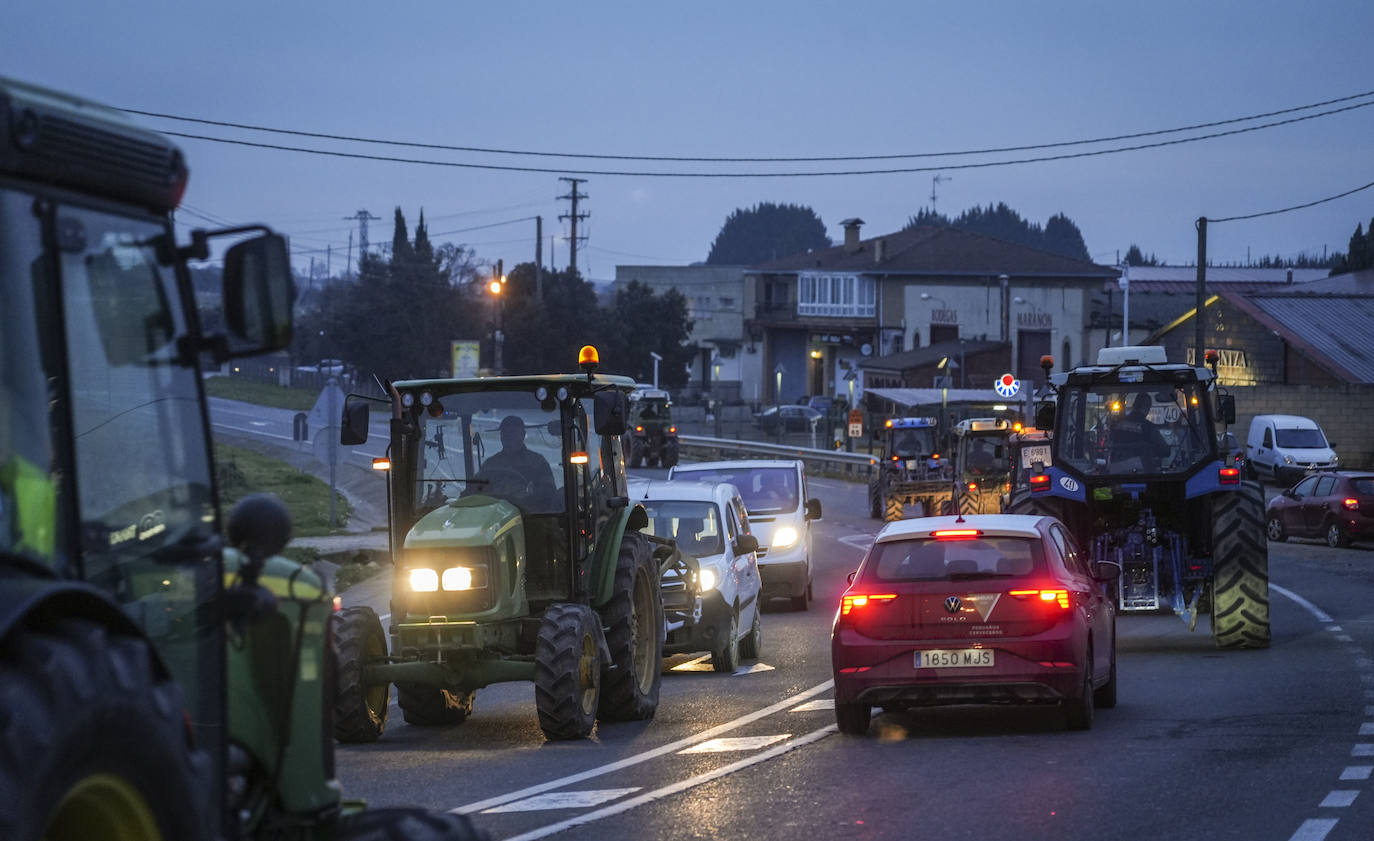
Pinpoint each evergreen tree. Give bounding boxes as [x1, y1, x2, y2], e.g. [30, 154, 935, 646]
[599, 281, 695, 388]
[904, 202, 1090, 261]
[706, 202, 831, 265]
[1123, 244, 1159, 266]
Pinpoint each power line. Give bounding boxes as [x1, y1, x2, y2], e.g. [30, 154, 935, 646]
[429, 216, 538, 238]
[586, 244, 696, 264]
[1210, 177, 1374, 223]
[155, 100, 1374, 178]
[120, 88, 1374, 163]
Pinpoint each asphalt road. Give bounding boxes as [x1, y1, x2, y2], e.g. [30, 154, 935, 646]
[210, 398, 1374, 841]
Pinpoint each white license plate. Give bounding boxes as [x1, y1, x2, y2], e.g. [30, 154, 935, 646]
[1020, 445, 1051, 469]
[905, 459, 918, 470]
[914, 648, 994, 668]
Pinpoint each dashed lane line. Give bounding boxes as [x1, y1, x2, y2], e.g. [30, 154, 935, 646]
[482, 789, 642, 814]
[498, 725, 837, 841]
[679, 735, 790, 754]
[1318, 791, 1359, 808]
[1289, 819, 1339, 841]
[451, 679, 833, 815]
[1270, 584, 1334, 623]
[1339, 766, 1372, 781]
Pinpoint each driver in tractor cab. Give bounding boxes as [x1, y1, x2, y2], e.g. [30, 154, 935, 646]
[966, 437, 999, 474]
[1109, 392, 1171, 472]
[895, 429, 922, 456]
[480, 415, 557, 509]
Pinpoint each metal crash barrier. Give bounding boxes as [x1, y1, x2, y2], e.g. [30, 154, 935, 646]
[676, 434, 873, 481]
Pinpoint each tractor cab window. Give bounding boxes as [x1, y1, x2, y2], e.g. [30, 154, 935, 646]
[1059, 381, 1212, 476]
[414, 390, 565, 515]
[891, 427, 933, 457]
[962, 436, 1005, 475]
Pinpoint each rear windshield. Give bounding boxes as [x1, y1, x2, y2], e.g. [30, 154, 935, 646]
[868, 537, 1045, 581]
[672, 467, 798, 515]
[1275, 428, 1327, 449]
[1353, 478, 1374, 495]
[638, 500, 724, 556]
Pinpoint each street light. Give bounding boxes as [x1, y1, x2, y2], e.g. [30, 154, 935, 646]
[487, 269, 505, 375]
[649, 351, 663, 389]
[773, 363, 785, 443]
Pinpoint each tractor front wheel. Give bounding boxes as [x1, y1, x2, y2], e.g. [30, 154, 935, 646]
[1211, 481, 1271, 648]
[598, 532, 664, 720]
[0, 620, 212, 841]
[884, 494, 903, 522]
[534, 603, 605, 740]
[397, 684, 475, 726]
[868, 482, 882, 519]
[333, 605, 390, 743]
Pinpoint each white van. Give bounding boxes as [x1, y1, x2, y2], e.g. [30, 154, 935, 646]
[1245, 414, 1338, 485]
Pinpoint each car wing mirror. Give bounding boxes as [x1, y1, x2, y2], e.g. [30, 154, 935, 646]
[733, 534, 759, 555]
[1092, 560, 1122, 582]
[806, 498, 823, 520]
[847, 571, 856, 585]
[1034, 404, 1056, 431]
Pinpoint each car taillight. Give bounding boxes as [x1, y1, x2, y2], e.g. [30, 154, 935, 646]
[1344, 498, 1360, 511]
[1219, 467, 1240, 485]
[840, 593, 897, 615]
[1009, 588, 1071, 609]
[932, 529, 982, 540]
[1030, 474, 1050, 492]
[967, 482, 978, 492]
[669, 426, 677, 434]
[635, 425, 644, 432]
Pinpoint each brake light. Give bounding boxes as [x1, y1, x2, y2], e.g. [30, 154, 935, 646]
[967, 482, 978, 492]
[635, 425, 644, 432]
[1030, 474, 1050, 492]
[669, 426, 677, 434]
[932, 453, 940, 460]
[891, 455, 899, 461]
[841, 593, 897, 615]
[1219, 467, 1240, 485]
[932, 529, 982, 540]
[1009, 588, 1070, 609]
[1344, 498, 1360, 511]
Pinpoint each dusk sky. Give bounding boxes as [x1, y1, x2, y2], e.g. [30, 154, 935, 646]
[7, 1, 1372, 281]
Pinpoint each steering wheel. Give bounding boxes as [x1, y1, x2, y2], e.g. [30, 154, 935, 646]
[473, 467, 534, 500]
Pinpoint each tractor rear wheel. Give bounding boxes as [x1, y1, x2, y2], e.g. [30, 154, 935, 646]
[330, 806, 490, 841]
[598, 532, 664, 721]
[534, 603, 605, 740]
[397, 684, 475, 726]
[333, 606, 390, 743]
[1211, 481, 1271, 649]
[0, 620, 212, 841]
[884, 494, 903, 522]
[868, 482, 882, 519]
[1006, 490, 1061, 520]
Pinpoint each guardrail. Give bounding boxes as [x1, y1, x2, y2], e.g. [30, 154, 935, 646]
[677, 434, 874, 482]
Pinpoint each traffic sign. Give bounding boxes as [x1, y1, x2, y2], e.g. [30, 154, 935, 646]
[847, 410, 863, 438]
[994, 373, 1020, 398]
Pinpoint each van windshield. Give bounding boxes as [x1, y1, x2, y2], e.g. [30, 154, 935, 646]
[1275, 428, 1327, 449]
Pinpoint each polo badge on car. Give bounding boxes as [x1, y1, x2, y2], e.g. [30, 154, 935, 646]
[944, 595, 962, 614]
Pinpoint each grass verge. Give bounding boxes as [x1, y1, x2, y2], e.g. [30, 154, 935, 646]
[204, 376, 318, 411]
[215, 443, 350, 537]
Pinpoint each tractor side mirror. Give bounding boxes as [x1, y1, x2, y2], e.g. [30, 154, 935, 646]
[222, 233, 294, 356]
[733, 534, 760, 555]
[1217, 394, 1236, 425]
[1092, 560, 1122, 582]
[806, 498, 823, 521]
[594, 390, 630, 436]
[626, 504, 649, 531]
[341, 399, 370, 445]
[1034, 404, 1056, 431]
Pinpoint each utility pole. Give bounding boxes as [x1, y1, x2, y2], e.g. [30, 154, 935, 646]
[343, 209, 381, 267]
[1195, 217, 1208, 367]
[326, 244, 331, 283]
[535, 215, 543, 300]
[346, 232, 353, 280]
[930, 174, 951, 213]
[558, 177, 589, 275]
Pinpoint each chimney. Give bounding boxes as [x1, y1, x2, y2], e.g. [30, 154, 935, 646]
[874, 238, 886, 264]
[840, 217, 864, 252]
[1286, 269, 1293, 284]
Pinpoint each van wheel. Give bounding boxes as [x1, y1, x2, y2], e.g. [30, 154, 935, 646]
[1327, 521, 1351, 549]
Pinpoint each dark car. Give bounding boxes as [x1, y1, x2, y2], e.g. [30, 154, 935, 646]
[831, 514, 1120, 734]
[755, 405, 823, 433]
[1265, 471, 1374, 548]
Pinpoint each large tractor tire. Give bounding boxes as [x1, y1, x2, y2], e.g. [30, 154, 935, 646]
[884, 494, 904, 522]
[1006, 490, 1061, 520]
[397, 684, 475, 726]
[868, 481, 882, 519]
[534, 603, 605, 740]
[0, 619, 213, 841]
[1211, 481, 1271, 649]
[333, 605, 390, 743]
[663, 442, 680, 469]
[597, 532, 664, 721]
[331, 807, 491, 841]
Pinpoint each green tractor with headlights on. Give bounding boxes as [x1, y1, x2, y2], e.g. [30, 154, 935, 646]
[334, 347, 667, 741]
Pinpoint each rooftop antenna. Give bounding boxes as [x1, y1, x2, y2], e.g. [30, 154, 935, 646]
[930, 174, 951, 214]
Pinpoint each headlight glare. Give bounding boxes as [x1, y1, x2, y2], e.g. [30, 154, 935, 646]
[442, 567, 473, 591]
[772, 526, 799, 549]
[698, 568, 717, 591]
[409, 568, 439, 592]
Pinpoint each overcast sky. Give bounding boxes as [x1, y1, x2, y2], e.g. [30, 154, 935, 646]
[6, 1, 1372, 281]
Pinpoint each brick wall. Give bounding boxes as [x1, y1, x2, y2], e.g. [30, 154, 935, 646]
[1227, 384, 1374, 469]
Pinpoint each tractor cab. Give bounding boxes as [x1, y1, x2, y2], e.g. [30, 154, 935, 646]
[627, 387, 679, 468]
[952, 418, 1013, 514]
[879, 417, 943, 474]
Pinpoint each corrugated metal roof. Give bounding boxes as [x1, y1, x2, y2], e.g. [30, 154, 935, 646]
[1123, 267, 1330, 283]
[866, 387, 1010, 407]
[1245, 294, 1374, 384]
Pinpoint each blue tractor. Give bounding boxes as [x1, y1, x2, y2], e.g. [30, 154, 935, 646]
[1008, 346, 1268, 648]
[867, 417, 953, 521]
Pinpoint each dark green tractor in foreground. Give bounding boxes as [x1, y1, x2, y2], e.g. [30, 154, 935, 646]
[334, 348, 667, 740]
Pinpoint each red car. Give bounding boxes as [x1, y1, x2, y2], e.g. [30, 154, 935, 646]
[1265, 471, 1374, 548]
[831, 514, 1120, 734]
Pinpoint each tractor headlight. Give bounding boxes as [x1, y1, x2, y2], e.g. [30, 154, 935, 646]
[409, 568, 439, 592]
[699, 568, 717, 591]
[771, 526, 799, 549]
[441, 567, 474, 591]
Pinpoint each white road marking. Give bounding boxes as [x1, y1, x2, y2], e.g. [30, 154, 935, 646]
[249, 420, 270, 427]
[1327, 625, 1344, 633]
[499, 725, 837, 841]
[1339, 766, 1372, 781]
[838, 534, 874, 551]
[679, 734, 790, 754]
[733, 662, 776, 675]
[1319, 790, 1359, 808]
[1270, 584, 1334, 623]
[669, 654, 714, 672]
[481, 788, 640, 813]
[1335, 635, 1354, 643]
[1365, 706, 1374, 718]
[451, 679, 833, 814]
[1288, 819, 1338, 841]
[791, 699, 835, 712]
[1357, 658, 1374, 669]
[1352, 744, 1374, 757]
[1358, 723, 1374, 736]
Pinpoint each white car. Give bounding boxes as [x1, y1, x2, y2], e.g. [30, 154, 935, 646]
[668, 459, 822, 610]
[631, 479, 763, 672]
